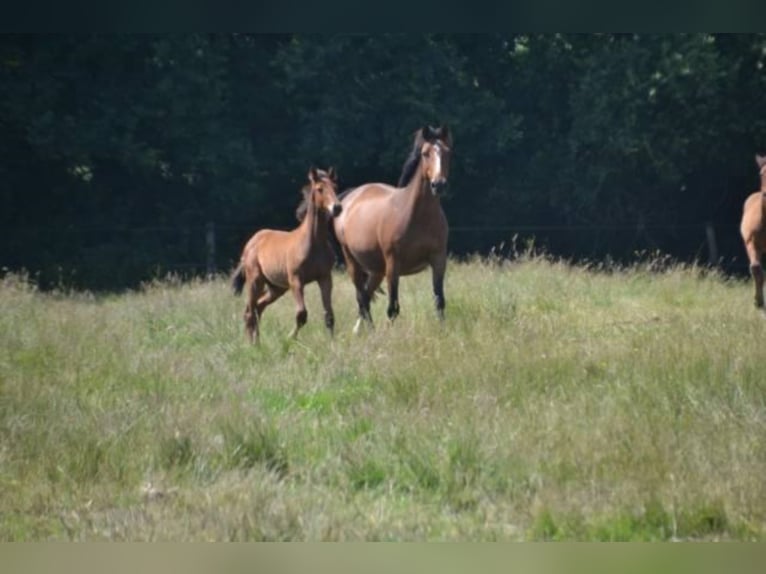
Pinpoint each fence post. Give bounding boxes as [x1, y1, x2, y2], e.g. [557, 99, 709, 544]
[705, 222, 718, 266]
[206, 221, 216, 278]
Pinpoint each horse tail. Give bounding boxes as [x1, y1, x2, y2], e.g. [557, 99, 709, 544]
[370, 286, 386, 301]
[231, 263, 246, 295]
[328, 189, 355, 268]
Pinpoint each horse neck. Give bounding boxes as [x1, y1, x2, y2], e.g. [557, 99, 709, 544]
[299, 198, 330, 244]
[401, 161, 440, 215]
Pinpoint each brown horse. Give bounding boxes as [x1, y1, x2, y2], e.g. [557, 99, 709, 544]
[231, 167, 342, 343]
[740, 154, 766, 309]
[333, 125, 452, 332]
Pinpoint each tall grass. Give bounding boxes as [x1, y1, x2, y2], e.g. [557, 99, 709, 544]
[0, 255, 764, 540]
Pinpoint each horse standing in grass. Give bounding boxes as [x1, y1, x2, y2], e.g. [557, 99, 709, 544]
[740, 154, 766, 309]
[232, 167, 342, 343]
[333, 125, 452, 333]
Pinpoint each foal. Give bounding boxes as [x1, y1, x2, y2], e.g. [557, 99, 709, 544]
[333, 125, 452, 332]
[740, 154, 766, 309]
[232, 167, 342, 343]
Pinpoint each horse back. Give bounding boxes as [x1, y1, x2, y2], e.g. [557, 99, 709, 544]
[243, 228, 291, 260]
[338, 182, 446, 239]
[334, 184, 396, 241]
[339, 183, 398, 211]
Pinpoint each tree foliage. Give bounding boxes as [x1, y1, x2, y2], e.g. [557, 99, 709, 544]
[2, 34, 765, 288]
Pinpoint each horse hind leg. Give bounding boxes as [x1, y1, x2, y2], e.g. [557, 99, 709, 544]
[353, 284, 372, 334]
[751, 263, 764, 309]
[255, 283, 287, 333]
[744, 239, 764, 308]
[288, 279, 307, 339]
[318, 275, 335, 336]
[245, 274, 266, 344]
[353, 272, 384, 333]
[343, 248, 376, 334]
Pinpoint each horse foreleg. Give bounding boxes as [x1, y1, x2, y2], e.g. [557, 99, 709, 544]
[288, 279, 307, 339]
[384, 257, 400, 321]
[431, 254, 447, 321]
[318, 275, 335, 336]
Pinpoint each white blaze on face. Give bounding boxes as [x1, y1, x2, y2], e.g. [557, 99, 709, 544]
[432, 145, 442, 182]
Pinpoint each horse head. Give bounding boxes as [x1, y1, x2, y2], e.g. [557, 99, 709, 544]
[304, 166, 342, 218]
[419, 125, 452, 196]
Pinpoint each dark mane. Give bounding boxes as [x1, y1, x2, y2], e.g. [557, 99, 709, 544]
[397, 129, 426, 187]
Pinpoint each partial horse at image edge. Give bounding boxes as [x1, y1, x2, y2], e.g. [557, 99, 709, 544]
[740, 153, 766, 309]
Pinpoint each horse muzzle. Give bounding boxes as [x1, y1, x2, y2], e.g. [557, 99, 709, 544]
[430, 179, 447, 195]
[330, 203, 343, 217]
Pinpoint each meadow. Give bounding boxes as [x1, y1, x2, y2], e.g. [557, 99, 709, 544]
[1, 254, 764, 541]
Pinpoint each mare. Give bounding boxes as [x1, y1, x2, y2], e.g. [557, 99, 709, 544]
[231, 167, 342, 343]
[332, 125, 452, 332]
[740, 154, 766, 309]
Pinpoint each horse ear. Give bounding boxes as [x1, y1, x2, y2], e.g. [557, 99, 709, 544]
[421, 125, 435, 142]
[328, 166, 337, 181]
[439, 125, 451, 143]
[308, 166, 319, 182]
[756, 154, 766, 168]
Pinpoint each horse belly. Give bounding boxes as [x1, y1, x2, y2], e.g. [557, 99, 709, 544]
[300, 247, 336, 283]
[261, 267, 289, 289]
[401, 261, 430, 275]
[349, 246, 386, 274]
[342, 220, 386, 273]
[399, 247, 436, 276]
[397, 227, 446, 275]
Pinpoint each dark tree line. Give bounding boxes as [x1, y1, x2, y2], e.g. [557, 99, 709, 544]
[2, 34, 765, 289]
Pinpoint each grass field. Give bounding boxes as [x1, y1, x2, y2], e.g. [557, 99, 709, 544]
[1, 254, 764, 541]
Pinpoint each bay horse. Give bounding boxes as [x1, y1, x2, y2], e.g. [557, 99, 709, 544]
[231, 167, 342, 343]
[333, 125, 452, 332]
[740, 154, 766, 309]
